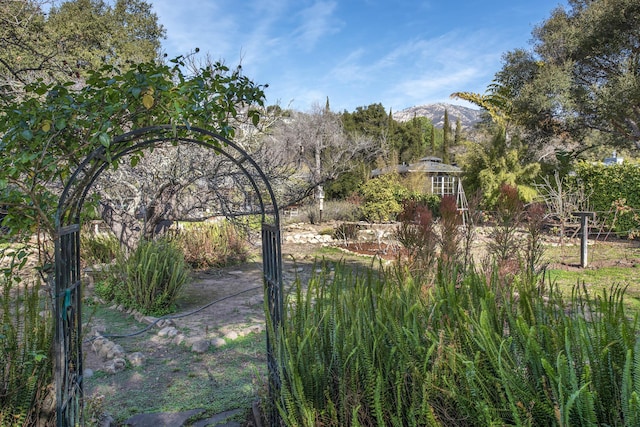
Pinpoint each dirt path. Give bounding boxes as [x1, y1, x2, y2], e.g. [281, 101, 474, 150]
[81, 233, 357, 425]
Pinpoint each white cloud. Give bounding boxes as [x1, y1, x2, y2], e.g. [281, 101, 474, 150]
[290, 1, 342, 50]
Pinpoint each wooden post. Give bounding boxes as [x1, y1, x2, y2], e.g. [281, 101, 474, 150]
[573, 212, 595, 268]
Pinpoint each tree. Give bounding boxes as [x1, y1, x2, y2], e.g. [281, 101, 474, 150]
[430, 125, 436, 155]
[0, 0, 165, 102]
[271, 104, 379, 210]
[460, 129, 540, 209]
[454, 117, 462, 146]
[48, 0, 165, 68]
[0, 58, 266, 249]
[494, 0, 640, 148]
[442, 109, 451, 163]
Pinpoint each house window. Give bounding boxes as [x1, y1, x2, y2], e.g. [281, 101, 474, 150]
[431, 175, 456, 196]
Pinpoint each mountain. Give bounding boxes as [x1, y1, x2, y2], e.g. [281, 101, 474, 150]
[393, 102, 483, 129]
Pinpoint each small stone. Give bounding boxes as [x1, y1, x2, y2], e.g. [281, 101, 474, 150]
[191, 339, 210, 353]
[98, 413, 115, 427]
[99, 341, 115, 359]
[172, 334, 185, 346]
[143, 316, 158, 325]
[83, 368, 94, 378]
[91, 338, 106, 353]
[103, 357, 126, 374]
[244, 325, 263, 335]
[107, 344, 124, 359]
[158, 326, 178, 337]
[127, 352, 145, 367]
[192, 340, 210, 353]
[211, 337, 226, 348]
[224, 331, 239, 341]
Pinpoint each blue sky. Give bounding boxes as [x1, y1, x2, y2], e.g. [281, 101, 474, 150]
[150, 0, 567, 113]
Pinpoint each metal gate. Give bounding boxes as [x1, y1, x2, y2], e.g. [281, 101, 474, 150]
[53, 224, 84, 426]
[54, 125, 283, 426]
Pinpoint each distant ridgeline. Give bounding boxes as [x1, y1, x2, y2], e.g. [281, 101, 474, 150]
[394, 103, 483, 130]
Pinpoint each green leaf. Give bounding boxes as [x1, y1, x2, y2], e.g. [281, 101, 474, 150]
[21, 129, 33, 141]
[130, 155, 140, 167]
[99, 132, 111, 147]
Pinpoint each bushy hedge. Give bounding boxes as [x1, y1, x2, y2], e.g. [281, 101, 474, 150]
[572, 161, 640, 237]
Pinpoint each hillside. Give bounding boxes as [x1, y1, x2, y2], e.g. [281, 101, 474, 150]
[393, 102, 483, 129]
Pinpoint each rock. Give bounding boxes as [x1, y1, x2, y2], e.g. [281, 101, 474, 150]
[127, 352, 145, 367]
[242, 325, 263, 336]
[191, 339, 210, 353]
[83, 368, 94, 378]
[98, 413, 115, 427]
[223, 331, 238, 341]
[91, 337, 107, 353]
[142, 316, 158, 325]
[172, 334, 185, 346]
[104, 357, 126, 374]
[99, 341, 115, 359]
[211, 337, 226, 348]
[107, 344, 125, 359]
[158, 326, 179, 337]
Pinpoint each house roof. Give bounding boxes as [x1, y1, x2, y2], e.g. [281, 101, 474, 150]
[371, 157, 462, 177]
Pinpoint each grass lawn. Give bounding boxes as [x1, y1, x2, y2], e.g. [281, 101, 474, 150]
[543, 239, 640, 312]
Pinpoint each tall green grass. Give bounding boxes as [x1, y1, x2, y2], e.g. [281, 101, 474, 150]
[275, 261, 640, 426]
[96, 238, 189, 316]
[0, 248, 53, 426]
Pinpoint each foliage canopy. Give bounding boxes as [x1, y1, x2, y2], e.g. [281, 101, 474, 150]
[0, 58, 266, 241]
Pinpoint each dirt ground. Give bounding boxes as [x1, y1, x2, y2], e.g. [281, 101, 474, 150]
[81, 226, 369, 425]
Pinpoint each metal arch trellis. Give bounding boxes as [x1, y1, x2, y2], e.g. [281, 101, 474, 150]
[53, 125, 283, 426]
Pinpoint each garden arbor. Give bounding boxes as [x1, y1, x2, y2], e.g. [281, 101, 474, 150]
[53, 125, 283, 426]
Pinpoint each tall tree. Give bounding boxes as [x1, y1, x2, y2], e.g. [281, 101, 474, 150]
[0, 0, 165, 101]
[494, 0, 640, 148]
[442, 109, 451, 163]
[273, 104, 379, 206]
[430, 125, 436, 155]
[454, 117, 462, 146]
[47, 0, 165, 69]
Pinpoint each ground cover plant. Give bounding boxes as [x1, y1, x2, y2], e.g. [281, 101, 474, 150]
[0, 249, 53, 426]
[276, 255, 640, 426]
[273, 191, 640, 426]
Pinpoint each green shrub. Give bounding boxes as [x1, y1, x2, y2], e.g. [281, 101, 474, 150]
[331, 222, 360, 241]
[175, 221, 248, 269]
[125, 238, 189, 316]
[358, 174, 405, 222]
[571, 161, 640, 237]
[98, 238, 189, 316]
[406, 192, 441, 217]
[81, 231, 121, 265]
